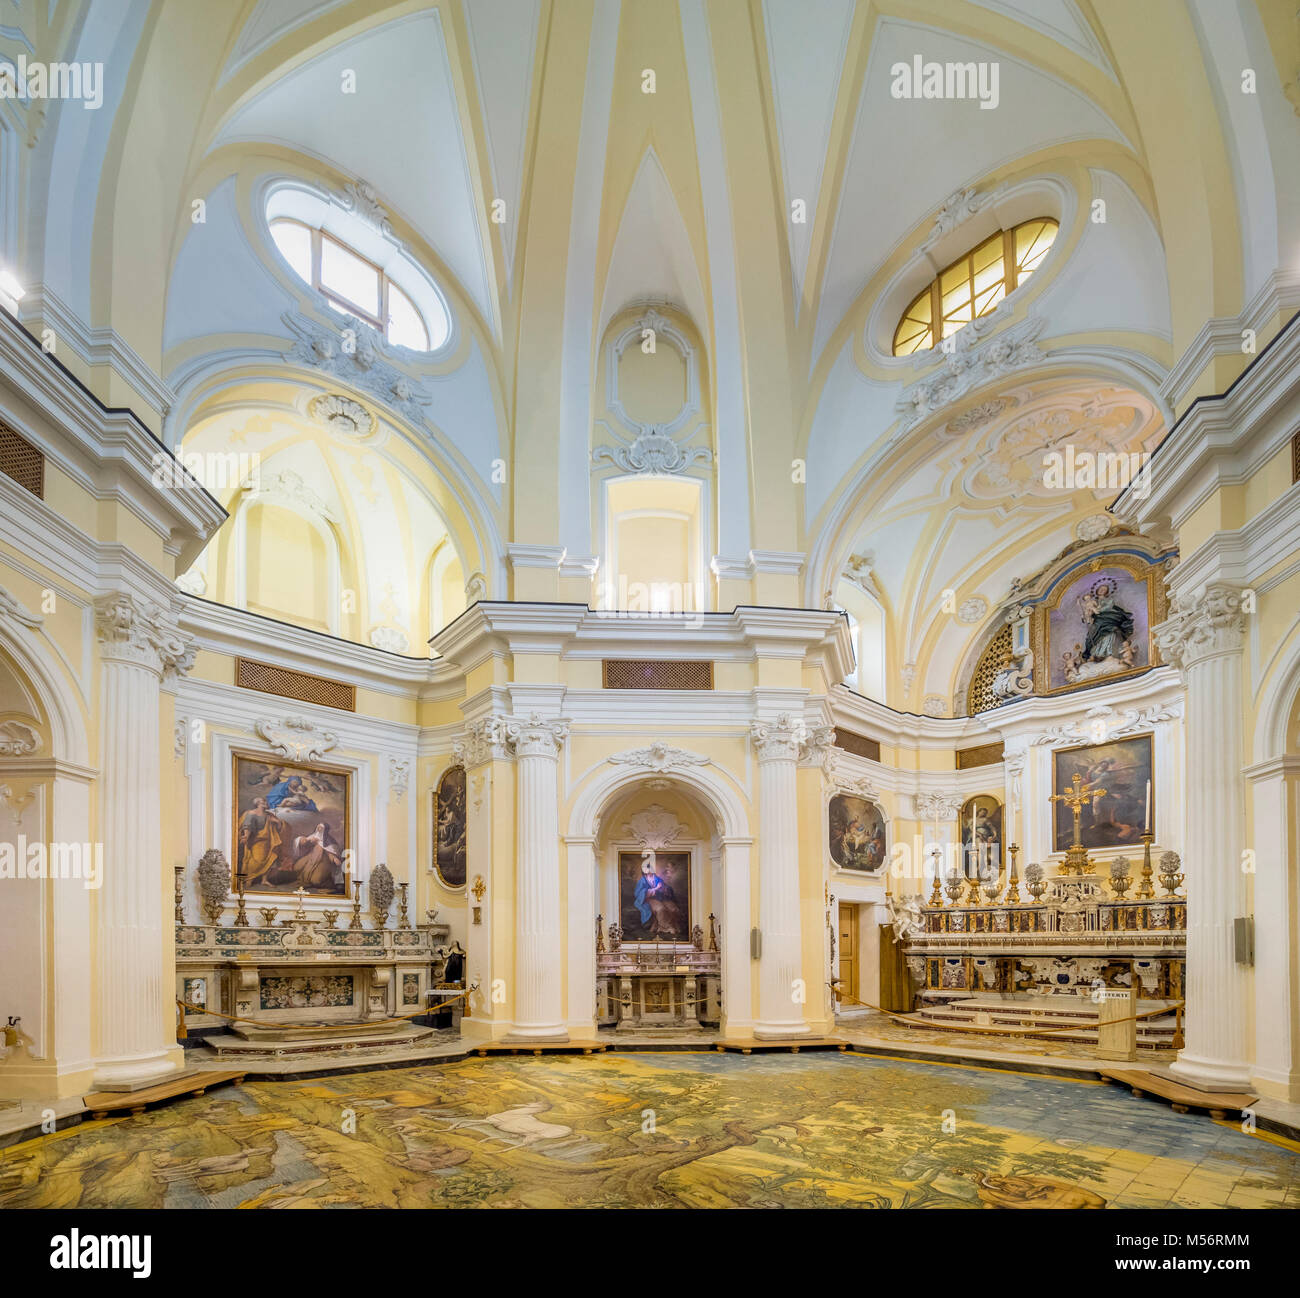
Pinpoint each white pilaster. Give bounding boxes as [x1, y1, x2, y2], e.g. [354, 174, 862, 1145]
[93, 592, 195, 1086]
[502, 713, 569, 1041]
[1245, 756, 1300, 1100]
[565, 835, 597, 1037]
[719, 836, 752, 1036]
[1155, 584, 1251, 1090]
[751, 715, 810, 1038]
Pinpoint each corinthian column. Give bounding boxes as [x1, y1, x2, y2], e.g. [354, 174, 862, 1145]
[1154, 583, 1250, 1090]
[93, 592, 195, 1086]
[502, 713, 569, 1041]
[751, 714, 815, 1038]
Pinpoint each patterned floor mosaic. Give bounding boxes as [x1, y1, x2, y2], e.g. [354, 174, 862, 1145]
[2, 1052, 1297, 1209]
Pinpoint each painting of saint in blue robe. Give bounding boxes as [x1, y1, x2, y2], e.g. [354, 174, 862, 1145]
[1047, 566, 1150, 690]
[618, 850, 690, 941]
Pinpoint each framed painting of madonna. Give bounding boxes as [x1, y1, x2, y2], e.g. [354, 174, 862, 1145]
[1033, 553, 1165, 696]
[232, 752, 351, 897]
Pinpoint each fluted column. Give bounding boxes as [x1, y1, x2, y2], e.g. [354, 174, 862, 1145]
[751, 715, 812, 1038]
[1154, 584, 1250, 1090]
[93, 592, 195, 1086]
[502, 713, 569, 1041]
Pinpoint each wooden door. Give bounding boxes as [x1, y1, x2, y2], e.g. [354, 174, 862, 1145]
[837, 903, 858, 1005]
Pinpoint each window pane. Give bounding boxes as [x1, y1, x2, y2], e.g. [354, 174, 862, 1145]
[386, 283, 429, 351]
[893, 288, 932, 355]
[270, 219, 312, 285]
[320, 235, 380, 318]
[1015, 219, 1057, 278]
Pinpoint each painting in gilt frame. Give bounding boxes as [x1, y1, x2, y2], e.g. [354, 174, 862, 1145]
[828, 793, 888, 873]
[618, 850, 691, 942]
[434, 765, 467, 889]
[1052, 734, 1153, 853]
[1034, 554, 1162, 695]
[232, 752, 351, 897]
[959, 795, 1003, 878]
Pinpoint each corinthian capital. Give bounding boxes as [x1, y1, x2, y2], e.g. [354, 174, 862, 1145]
[1153, 582, 1246, 674]
[750, 713, 805, 762]
[501, 712, 569, 759]
[453, 717, 508, 768]
[94, 592, 196, 681]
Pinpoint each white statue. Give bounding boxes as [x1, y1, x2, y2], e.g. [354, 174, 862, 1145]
[887, 893, 926, 943]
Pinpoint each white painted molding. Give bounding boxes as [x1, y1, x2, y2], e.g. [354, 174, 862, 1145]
[1159, 267, 1300, 409]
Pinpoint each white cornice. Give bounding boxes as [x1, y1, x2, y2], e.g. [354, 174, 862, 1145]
[1159, 268, 1300, 410]
[0, 311, 226, 568]
[18, 284, 178, 419]
[177, 594, 450, 699]
[1118, 310, 1300, 530]
[1168, 480, 1300, 595]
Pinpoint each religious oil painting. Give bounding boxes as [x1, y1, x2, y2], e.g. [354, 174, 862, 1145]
[618, 850, 690, 942]
[434, 764, 467, 889]
[232, 753, 351, 897]
[959, 795, 1002, 877]
[1052, 734, 1153, 853]
[829, 793, 888, 873]
[1045, 563, 1151, 691]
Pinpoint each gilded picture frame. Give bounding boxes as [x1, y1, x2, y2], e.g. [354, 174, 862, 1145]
[433, 764, 467, 889]
[231, 751, 352, 898]
[1031, 552, 1168, 697]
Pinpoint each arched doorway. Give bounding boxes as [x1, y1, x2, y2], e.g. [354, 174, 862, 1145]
[565, 762, 753, 1040]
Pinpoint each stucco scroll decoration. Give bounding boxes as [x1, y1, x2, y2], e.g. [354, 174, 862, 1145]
[622, 804, 685, 852]
[1028, 702, 1182, 748]
[914, 792, 963, 823]
[922, 184, 1007, 248]
[0, 584, 43, 630]
[388, 757, 411, 803]
[592, 426, 712, 476]
[255, 716, 340, 763]
[337, 179, 394, 238]
[609, 742, 710, 773]
[0, 784, 37, 825]
[283, 311, 433, 423]
[895, 315, 1046, 431]
[0, 720, 40, 756]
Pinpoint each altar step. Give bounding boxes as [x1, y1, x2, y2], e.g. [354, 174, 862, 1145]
[906, 995, 1178, 1048]
[204, 1021, 439, 1060]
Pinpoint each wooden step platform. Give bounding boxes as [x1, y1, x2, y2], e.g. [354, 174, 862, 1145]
[83, 1070, 246, 1121]
[715, 1037, 849, 1055]
[471, 1040, 608, 1057]
[1099, 1068, 1256, 1120]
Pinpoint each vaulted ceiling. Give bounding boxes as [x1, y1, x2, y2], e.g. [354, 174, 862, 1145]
[8, 0, 1299, 705]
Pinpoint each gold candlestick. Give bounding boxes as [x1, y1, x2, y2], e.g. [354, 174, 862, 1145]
[174, 866, 186, 925]
[234, 875, 249, 927]
[349, 879, 365, 930]
[1137, 833, 1155, 899]
[928, 848, 945, 907]
[1005, 844, 1021, 903]
[398, 882, 410, 928]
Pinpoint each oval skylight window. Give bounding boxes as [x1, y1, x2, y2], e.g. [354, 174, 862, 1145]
[266, 184, 450, 353]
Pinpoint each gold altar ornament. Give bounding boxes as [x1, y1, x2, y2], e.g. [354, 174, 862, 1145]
[1050, 772, 1102, 874]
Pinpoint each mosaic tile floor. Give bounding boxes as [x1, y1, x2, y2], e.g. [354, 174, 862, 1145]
[1, 1052, 1296, 1209]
